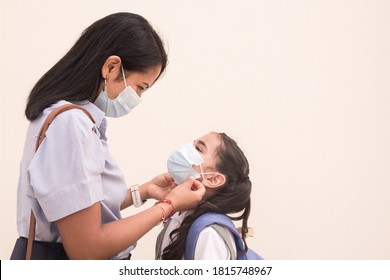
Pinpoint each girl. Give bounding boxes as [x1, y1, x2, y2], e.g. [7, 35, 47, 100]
[156, 132, 252, 259]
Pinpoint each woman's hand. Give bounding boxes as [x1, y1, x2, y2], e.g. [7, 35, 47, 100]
[121, 173, 175, 210]
[165, 177, 206, 212]
[141, 173, 176, 201]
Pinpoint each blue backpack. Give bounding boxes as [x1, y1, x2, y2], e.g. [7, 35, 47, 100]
[185, 212, 263, 260]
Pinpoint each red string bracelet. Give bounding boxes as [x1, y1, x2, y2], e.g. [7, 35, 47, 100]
[155, 199, 175, 221]
[154, 205, 166, 226]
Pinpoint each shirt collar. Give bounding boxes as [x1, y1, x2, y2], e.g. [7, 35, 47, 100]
[76, 101, 108, 140]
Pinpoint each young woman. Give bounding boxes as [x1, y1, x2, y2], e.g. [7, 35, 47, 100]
[156, 132, 252, 260]
[11, 12, 205, 260]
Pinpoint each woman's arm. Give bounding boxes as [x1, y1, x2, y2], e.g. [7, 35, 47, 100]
[57, 177, 205, 259]
[57, 201, 172, 259]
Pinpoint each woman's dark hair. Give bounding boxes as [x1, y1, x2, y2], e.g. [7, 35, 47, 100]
[25, 12, 168, 121]
[162, 132, 252, 259]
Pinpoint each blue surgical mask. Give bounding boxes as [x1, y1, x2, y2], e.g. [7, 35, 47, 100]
[94, 65, 142, 118]
[167, 143, 217, 184]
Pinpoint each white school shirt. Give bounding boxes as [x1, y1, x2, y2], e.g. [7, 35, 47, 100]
[157, 211, 236, 260]
[16, 100, 134, 258]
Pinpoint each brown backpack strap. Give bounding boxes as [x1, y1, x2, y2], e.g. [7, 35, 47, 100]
[35, 104, 96, 151]
[26, 103, 96, 260]
[26, 210, 37, 260]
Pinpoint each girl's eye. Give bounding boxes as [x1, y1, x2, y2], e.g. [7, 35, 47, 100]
[195, 145, 202, 152]
[138, 86, 146, 91]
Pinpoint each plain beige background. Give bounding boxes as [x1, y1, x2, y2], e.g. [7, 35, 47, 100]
[1, 0, 389, 260]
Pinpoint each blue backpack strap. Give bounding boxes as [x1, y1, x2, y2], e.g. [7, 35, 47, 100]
[185, 212, 245, 260]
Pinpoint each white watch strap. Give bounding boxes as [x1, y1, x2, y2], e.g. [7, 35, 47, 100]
[130, 184, 143, 207]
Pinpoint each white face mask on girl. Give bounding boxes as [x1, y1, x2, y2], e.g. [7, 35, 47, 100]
[167, 143, 218, 184]
[94, 65, 142, 118]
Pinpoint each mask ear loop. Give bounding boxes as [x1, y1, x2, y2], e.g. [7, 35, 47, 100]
[199, 164, 205, 180]
[199, 164, 218, 180]
[121, 64, 128, 88]
[103, 77, 107, 92]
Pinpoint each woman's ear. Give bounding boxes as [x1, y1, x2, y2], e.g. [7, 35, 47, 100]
[202, 173, 226, 189]
[101, 55, 122, 78]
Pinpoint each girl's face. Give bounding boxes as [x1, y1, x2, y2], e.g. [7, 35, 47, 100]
[192, 133, 221, 177]
[192, 132, 226, 194]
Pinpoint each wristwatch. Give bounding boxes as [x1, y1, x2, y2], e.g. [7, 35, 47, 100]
[130, 184, 144, 207]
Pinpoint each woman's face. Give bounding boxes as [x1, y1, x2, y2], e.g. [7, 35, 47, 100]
[105, 64, 162, 99]
[192, 133, 222, 175]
